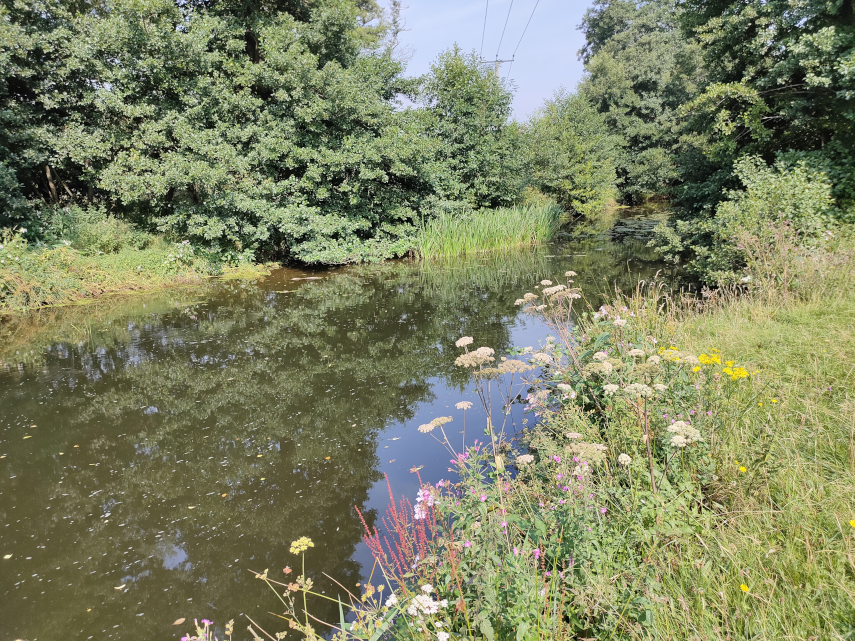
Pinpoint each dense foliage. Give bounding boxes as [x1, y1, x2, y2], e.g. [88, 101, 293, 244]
[578, 0, 703, 202]
[0, 0, 535, 265]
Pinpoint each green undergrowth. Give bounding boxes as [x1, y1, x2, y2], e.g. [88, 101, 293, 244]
[0, 230, 275, 311]
[417, 203, 563, 258]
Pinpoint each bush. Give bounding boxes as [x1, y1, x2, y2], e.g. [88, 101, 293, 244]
[654, 156, 843, 284]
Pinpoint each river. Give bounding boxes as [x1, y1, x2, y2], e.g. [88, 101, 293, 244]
[0, 210, 682, 640]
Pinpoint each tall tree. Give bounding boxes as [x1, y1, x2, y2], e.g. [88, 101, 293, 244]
[579, 0, 704, 202]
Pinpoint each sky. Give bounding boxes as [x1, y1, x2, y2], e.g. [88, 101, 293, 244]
[395, 0, 591, 119]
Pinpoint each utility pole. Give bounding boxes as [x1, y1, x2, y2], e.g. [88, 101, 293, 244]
[480, 57, 514, 76]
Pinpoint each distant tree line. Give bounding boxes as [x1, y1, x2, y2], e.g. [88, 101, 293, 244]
[1, 0, 852, 277]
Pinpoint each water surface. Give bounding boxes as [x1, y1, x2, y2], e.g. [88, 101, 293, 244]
[0, 213, 682, 640]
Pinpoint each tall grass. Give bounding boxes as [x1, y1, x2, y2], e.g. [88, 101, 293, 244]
[416, 203, 563, 258]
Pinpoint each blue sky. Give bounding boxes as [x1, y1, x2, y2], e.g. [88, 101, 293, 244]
[395, 0, 590, 119]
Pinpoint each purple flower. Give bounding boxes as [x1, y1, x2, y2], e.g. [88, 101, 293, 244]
[202, 620, 212, 626]
[533, 549, 541, 560]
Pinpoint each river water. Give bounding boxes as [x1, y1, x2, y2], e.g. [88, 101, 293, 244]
[0, 212, 682, 641]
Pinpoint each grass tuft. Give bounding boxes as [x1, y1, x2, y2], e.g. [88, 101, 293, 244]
[417, 203, 563, 258]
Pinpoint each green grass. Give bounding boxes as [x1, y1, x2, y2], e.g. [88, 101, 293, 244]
[416, 203, 563, 258]
[644, 289, 855, 639]
[0, 232, 274, 311]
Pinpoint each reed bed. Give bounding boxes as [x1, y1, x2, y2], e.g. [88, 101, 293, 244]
[417, 203, 563, 258]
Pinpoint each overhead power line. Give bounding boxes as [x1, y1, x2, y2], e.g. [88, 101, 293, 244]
[505, 0, 541, 79]
[479, 0, 489, 56]
[495, 0, 514, 59]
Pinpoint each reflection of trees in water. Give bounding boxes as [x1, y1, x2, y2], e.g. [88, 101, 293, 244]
[0, 237, 683, 640]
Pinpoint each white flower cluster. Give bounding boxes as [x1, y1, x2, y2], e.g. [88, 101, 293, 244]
[618, 453, 632, 467]
[666, 421, 702, 448]
[627, 348, 645, 357]
[603, 383, 620, 396]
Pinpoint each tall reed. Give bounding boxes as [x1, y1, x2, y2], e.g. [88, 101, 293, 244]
[416, 203, 563, 258]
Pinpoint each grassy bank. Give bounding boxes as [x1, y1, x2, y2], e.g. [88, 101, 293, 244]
[224, 234, 855, 641]
[0, 231, 274, 312]
[417, 203, 563, 258]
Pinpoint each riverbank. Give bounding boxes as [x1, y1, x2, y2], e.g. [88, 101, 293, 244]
[0, 232, 276, 312]
[246, 238, 855, 640]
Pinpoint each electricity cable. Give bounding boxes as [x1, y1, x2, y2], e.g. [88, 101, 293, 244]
[505, 0, 541, 79]
[480, 0, 489, 56]
[495, 0, 514, 58]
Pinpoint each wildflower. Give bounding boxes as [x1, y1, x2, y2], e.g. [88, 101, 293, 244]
[692, 366, 701, 372]
[464, 541, 472, 548]
[522, 293, 538, 302]
[540, 279, 553, 286]
[603, 384, 620, 396]
[418, 423, 435, 433]
[600, 507, 607, 514]
[647, 355, 661, 365]
[565, 270, 577, 277]
[739, 466, 747, 473]
[531, 352, 552, 365]
[421, 584, 433, 594]
[289, 537, 314, 554]
[698, 353, 721, 365]
[566, 432, 582, 439]
[480, 494, 487, 502]
[516, 454, 535, 465]
[653, 383, 668, 393]
[666, 421, 701, 446]
[202, 619, 213, 626]
[593, 351, 608, 362]
[618, 453, 631, 467]
[455, 401, 473, 410]
[455, 336, 474, 348]
[542, 284, 566, 296]
[407, 594, 441, 616]
[627, 348, 645, 357]
[601, 361, 613, 374]
[624, 383, 654, 398]
[438, 633, 450, 641]
[613, 318, 627, 327]
[771, 399, 778, 403]
[385, 593, 398, 607]
[513, 546, 519, 556]
[557, 383, 572, 392]
[455, 346, 495, 368]
[514, 298, 526, 306]
[740, 584, 749, 593]
[849, 520, 855, 528]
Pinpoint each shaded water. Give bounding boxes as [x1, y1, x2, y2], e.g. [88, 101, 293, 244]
[0, 212, 682, 640]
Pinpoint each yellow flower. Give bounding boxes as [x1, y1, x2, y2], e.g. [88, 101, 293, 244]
[771, 399, 778, 403]
[740, 584, 749, 593]
[739, 466, 747, 473]
[290, 536, 315, 554]
[698, 353, 721, 365]
[850, 520, 855, 528]
[693, 366, 701, 372]
[758, 402, 763, 406]
[725, 360, 735, 367]
[711, 348, 720, 353]
[734, 460, 740, 465]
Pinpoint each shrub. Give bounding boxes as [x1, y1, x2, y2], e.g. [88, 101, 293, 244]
[654, 156, 843, 284]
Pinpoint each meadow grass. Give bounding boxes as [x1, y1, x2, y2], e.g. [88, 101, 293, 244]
[644, 287, 855, 639]
[0, 231, 275, 311]
[416, 203, 563, 258]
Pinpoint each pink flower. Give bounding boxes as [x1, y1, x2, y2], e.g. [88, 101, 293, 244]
[600, 507, 607, 514]
[533, 549, 541, 560]
[480, 494, 487, 502]
[202, 620, 212, 626]
[464, 541, 472, 548]
[513, 546, 519, 556]
[500, 521, 507, 528]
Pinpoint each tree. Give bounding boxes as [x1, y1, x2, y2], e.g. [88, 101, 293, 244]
[416, 46, 523, 210]
[525, 91, 619, 218]
[677, 0, 855, 213]
[578, 0, 704, 202]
